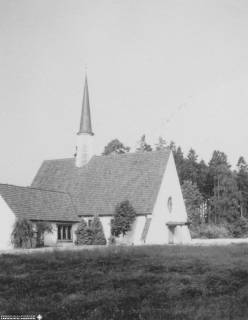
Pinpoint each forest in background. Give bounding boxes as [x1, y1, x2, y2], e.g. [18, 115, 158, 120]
[102, 136, 248, 238]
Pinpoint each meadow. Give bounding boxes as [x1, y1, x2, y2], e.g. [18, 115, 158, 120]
[0, 245, 248, 319]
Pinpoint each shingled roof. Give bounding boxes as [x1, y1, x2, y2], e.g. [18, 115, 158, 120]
[0, 184, 79, 222]
[32, 150, 171, 217]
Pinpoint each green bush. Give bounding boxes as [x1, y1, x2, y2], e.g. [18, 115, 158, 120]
[75, 219, 92, 245]
[75, 216, 106, 245]
[190, 223, 231, 239]
[91, 216, 106, 245]
[111, 200, 136, 237]
[227, 217, 248, 238]
[11, 218, 35, 248]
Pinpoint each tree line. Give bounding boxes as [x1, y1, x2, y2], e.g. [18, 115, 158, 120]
[102, 135, 248, 237]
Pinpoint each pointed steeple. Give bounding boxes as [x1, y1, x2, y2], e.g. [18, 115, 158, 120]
[78, 76, 94, 135]
[75, 75, 95, 167]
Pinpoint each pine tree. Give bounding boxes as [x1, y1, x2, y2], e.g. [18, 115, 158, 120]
[182, 180, 203, 225]
[111, 200, 136, 237]
[182, 148, 199, 184]
[196, 160, 210, 200]
[75, 219, 93, 245]
[91, 215, 106, 245]
[207, 151, 240, 224]
[236, 156, 248, 217]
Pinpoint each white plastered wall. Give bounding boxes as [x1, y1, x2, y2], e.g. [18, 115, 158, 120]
[115, 216, 147, 245]
[100, 216, 112, 242]
[0, 195, 16, 250]
[44, 223, 57, 246]
[146, 152, 191, 244]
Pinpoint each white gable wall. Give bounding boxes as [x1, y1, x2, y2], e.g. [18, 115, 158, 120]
[146, 152, 191, 244]
[0, 195, 16, 250]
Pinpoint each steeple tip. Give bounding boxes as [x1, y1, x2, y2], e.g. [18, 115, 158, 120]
[78, 75, 93, 135]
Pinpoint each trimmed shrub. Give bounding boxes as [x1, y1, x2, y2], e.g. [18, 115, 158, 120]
[11, 218, 35, 248]
[91, 216, 106, 245]
[111, 200, 136, 237]
[75, 219, 92, 245]
[75, 216, 106, 245]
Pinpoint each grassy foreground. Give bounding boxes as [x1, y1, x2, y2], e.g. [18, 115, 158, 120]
[0, 245, 248, 319]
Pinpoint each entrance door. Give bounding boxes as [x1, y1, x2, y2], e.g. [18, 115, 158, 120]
[168, 226, 175, 244]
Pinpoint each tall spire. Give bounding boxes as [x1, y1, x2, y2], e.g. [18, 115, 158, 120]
[78, 76, 93, 135]
[75, 74, 95, 167]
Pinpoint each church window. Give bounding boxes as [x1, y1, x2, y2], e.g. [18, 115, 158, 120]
[57, 225, 72, 241]
[167, 196, 173, 213]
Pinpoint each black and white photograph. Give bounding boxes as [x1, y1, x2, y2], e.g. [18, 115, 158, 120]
[1, 0, 248, 319]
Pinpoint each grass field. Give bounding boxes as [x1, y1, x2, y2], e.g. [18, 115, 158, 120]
[0, 245, 248, 320]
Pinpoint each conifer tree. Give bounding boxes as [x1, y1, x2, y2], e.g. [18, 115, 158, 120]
[111, 200, 136, 237]
[91, 215, 106, 245]
[75, 219, 92, 245]
[182, 180, 203, 225]
[76, 217, 106, 245]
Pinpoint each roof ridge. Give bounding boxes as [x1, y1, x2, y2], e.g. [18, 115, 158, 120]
[41, 149, 171, 163]
[0, 183, 70, 195]
[43, 157, 74, 162]
[95, 149, 171, 159]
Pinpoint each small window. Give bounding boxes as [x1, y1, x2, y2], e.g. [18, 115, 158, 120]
[167, 196, 173, 213]
[57, 225, 72, 241]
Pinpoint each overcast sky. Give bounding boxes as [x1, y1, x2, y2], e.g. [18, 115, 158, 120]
[1, 0, 248, 186]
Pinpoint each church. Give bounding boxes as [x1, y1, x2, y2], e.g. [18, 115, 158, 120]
[0, 77, 191, 250]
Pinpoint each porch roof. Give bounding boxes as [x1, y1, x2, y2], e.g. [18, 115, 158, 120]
[166, 221, 190, 227]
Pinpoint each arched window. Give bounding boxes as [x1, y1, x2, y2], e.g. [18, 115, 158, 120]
[167, 196, 173, 213]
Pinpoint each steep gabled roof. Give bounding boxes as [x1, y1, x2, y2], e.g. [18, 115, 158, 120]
[32, 150, 171, 217]
[0, 184, 79, 222]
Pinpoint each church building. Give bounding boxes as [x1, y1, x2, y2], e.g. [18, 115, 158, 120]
[0, 77, 191, 250]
